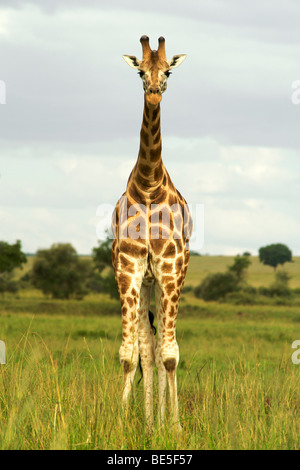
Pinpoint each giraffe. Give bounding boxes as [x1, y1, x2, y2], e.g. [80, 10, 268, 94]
[111, 35, 192, 431]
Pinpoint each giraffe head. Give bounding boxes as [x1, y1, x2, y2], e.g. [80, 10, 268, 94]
[123, 36, 186, 106]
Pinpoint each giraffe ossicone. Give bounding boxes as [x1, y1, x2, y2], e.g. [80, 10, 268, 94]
[112, 35, 192, 431]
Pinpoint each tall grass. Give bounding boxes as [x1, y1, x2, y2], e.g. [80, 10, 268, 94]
[0, 308, 299, 450]
[2, 255, 300, 449]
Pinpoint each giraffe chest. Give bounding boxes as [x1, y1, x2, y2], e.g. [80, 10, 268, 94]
[112, 187, 192, 283]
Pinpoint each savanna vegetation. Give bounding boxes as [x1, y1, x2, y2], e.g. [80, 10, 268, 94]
[0, 240, 300, 449]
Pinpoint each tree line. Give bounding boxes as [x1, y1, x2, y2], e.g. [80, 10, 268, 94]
[0, 237, 118, 299]
[193, 244, 293, 303]
[0, 239, 293, 301]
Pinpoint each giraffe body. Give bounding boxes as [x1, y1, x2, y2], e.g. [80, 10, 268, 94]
[112, 36, 192, 430]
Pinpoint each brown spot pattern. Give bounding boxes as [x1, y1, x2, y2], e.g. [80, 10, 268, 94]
[162, 262, 173, 273]
[166, 282, 175, 295]
[141, 127, 149, 147]
[150, 144, 161, 162]
[163, 243, 176, 258]
[120, 254, 135, 273]
[118, 273, 131, 295]
[119, 241, 147, 258]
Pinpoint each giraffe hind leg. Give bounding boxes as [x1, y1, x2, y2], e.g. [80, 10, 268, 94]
[137, 310, 156, 385]
[138, 285, 156, 429]
[154, 282, 167, 425]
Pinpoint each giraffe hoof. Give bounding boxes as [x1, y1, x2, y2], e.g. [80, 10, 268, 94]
[122, 360, 133, 374]
[163, 358, 176, 372]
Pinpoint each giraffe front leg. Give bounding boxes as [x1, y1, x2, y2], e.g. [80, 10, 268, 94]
[155, 281, 182, 433]
[116, 272, 142, 416]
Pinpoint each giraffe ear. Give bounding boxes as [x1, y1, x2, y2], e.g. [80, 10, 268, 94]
[122, 55, 141, 69]
[168, 54, 187, 69]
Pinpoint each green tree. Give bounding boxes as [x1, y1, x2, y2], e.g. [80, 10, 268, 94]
[228, 255, 251, 282]
[92, 236, 112, 273]
[0, 240, 27, 293]
[258, 243, 292, 270]
[92, 235, 118, 299]
[0, 240, 27, 274]
[31, 243, 89, 299]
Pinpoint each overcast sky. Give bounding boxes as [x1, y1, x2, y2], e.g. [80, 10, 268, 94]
[0, 0, 300, 255]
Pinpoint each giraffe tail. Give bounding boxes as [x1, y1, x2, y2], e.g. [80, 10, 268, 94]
[137, 310, 156, 385]
[148, 310, 156, 335]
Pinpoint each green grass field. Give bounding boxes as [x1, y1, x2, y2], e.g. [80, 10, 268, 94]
[1, 256, 300, 449]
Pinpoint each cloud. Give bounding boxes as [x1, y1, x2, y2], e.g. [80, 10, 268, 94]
[1, 138, 299, 255]
[0, 1, 300, 255]
[1, 2, 299, 146]
[202, 197, 300, 256]
[55, 157, 79, 175]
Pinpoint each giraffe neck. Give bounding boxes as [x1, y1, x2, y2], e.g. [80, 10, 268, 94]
[132, 96, 164, 191]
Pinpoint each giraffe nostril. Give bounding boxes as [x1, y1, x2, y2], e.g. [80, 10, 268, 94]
[149, 87, 160, 94]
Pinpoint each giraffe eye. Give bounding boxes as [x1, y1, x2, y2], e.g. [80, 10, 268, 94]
[165, 71, 172, 78]
[138, 70, 145, 77]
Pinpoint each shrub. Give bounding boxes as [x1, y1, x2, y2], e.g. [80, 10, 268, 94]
[224, 291, 258, 305]
[31, 244, 90, 299]
[258, 286, 272, 297]
[270, 269, 291, 297]
[194, 272, 239, 301]
[269, 285, 291, 298]
[182, 285, 193, 294]
[257, 270, 292, 298]
[194, 254, 252, 302]
[0, 277, 18, 295]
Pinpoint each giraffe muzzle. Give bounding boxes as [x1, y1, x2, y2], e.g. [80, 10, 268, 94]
[146, 90, 162, 105]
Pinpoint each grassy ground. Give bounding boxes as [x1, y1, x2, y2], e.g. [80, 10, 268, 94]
[1, 256, 300, 449]
[1, 297, 300, 449]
